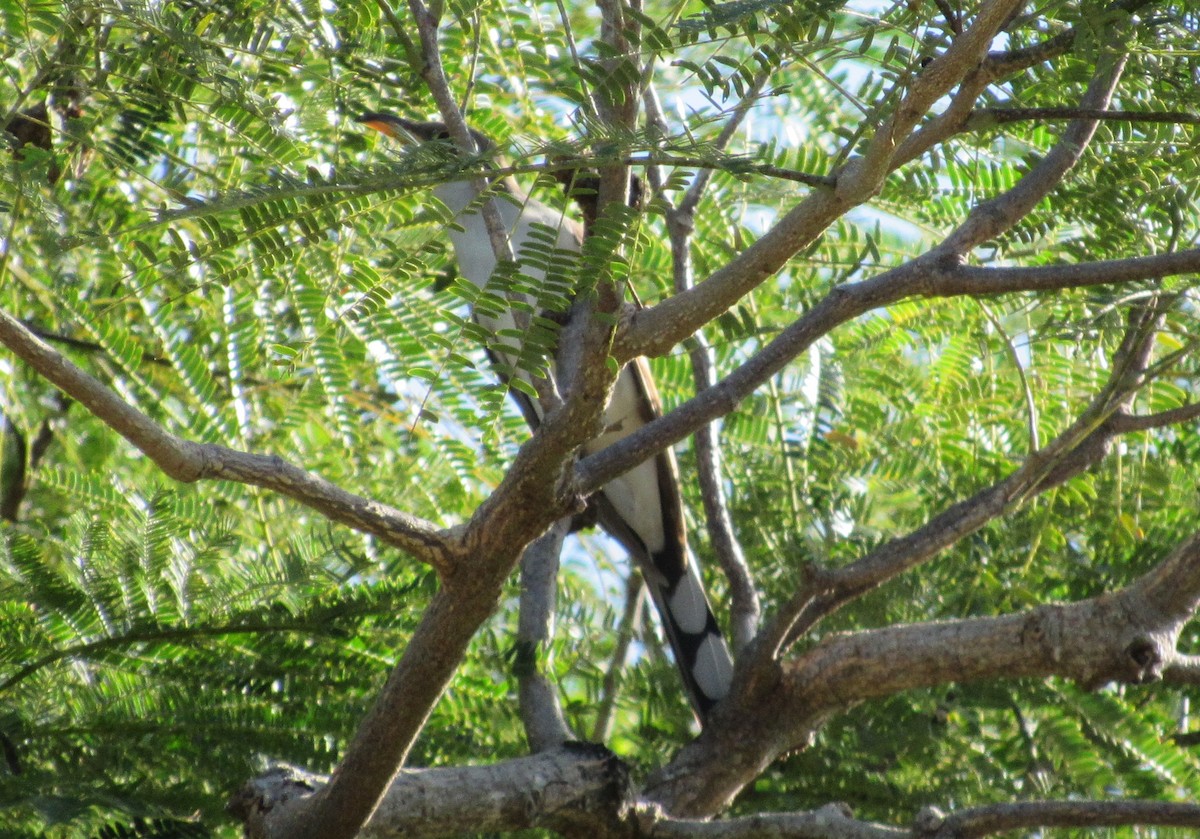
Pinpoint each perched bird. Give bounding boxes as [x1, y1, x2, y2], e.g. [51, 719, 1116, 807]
[357, 113, 733, 719]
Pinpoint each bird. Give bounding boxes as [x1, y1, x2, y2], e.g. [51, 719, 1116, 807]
[356, 112, 734, 720]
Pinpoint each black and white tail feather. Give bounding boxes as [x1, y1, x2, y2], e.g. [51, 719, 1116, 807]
[357, 113, 734, 720]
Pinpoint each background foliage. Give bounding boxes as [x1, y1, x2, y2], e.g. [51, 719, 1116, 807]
[2, 0, 1199, 836]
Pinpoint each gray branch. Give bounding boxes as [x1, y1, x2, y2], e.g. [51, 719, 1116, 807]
[518, 518, 576, 751]
[646, 804, 902, 839]
[922, 799, 1200, 838]
[592, 573, 646, 742]
[234, 744, 633, 839]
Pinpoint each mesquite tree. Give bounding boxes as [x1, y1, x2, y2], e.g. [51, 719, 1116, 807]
[3, 0, 1200, 838]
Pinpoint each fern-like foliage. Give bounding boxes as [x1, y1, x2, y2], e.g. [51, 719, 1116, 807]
[2, 0, 1200, 835]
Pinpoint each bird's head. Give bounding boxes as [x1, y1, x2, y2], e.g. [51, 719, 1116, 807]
[355, 112, 494, 154]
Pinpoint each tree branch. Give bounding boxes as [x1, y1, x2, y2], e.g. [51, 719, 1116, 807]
[646, 803, 902, 839]
[576, 247, 1200, 501]
[238, 728, 1200, 839]
[930, 250, 1200, 293]
[616, 0, 1024, 361]
[1164, 655, 1200, 686]
[235, 743, 633, 839]
[942, 50, 1127, 253]
[645, 529, 1200, 817]
[267, 579, 525, 839]
[1111, 400, 1200, 432]
[576, 35, 1173, 506]
[592, 574, 646, 742]
[0, 306, 450, 568]
[517, 518, 576, 752]
[924, 799, 1200, 838]
[979, 0, 1154, 80]
[971, 106, 1200, 127]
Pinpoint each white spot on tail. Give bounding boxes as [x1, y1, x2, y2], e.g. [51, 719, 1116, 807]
[669, 570, 710, 635]
[693, 634, 733, 701]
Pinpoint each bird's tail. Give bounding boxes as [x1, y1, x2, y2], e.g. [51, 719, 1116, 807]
[591, 450, 734, 720]
[587, 357, 734, 719]
[646, 537, 736, 718]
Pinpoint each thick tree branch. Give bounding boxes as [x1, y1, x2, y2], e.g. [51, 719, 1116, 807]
[922, 799, 1200, 838]
[645, 529, 1200, 817]
[1110, 400, 1200, 432]
[646, 800, 1200, 839]
[646, 804, 901, 839]
[267, 568, 546, 839]
[971, 106, 1200, 127]
[1164, 655, 1200, 685]
[238, 729, 1200, 839]
[1127, 531, 1200, 624]
[980, 0, 1154, 79]
[789, 537, 1200, 710]
[235, 744, 633, 839]
[0, 307, 450, 568]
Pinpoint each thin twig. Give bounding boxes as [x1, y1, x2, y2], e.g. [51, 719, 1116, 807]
[645, 70, 766, 652]
[592, 573, 645, 742]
